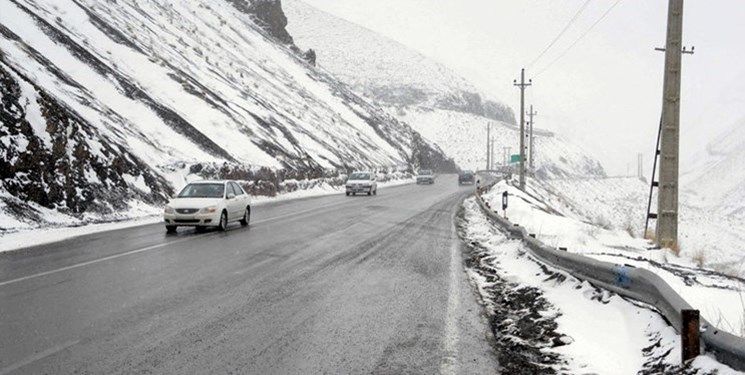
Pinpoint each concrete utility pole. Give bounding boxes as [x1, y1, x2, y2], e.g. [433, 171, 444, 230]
[514, 68, 532, 190]
[490, 138, 496, 169]
[655, 0, 686, 249]
[526, 105, 538, 172]
[638, 153, 644, 179]
[486, 122, 491, 170]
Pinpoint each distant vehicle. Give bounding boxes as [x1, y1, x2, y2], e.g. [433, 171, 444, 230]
[416, 169, 435, 185]
[458, 170, 475, 185]
[163, 180, 251, 233]
[346, 171, 377, 196]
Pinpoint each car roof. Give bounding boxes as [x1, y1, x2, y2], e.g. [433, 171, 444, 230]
[188, 180, 229, 184]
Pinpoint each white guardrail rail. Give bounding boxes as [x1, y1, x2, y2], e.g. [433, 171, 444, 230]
[474, 185, 745, 371]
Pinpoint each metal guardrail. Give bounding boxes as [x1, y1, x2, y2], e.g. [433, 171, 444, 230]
[474, 186, 745, 371]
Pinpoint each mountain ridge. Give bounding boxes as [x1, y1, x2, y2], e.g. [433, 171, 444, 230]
[0, 0, 456, 230]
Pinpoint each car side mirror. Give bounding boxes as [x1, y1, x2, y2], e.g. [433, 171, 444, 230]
[227, 193, 236, 199]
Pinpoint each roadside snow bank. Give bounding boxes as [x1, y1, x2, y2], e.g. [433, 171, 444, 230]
[482, 179, 745, 339]
[0, 172, 414, 253]
[459, 197, 741, 374]
[539, 177, 745, 278]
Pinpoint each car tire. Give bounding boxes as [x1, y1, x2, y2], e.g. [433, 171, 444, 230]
[218, 211, 228, 232]
[367, 190, 372, 196]
[166, 225, 177, 233]
[346, 192, 350, 196]
[240, 206, 250, 226]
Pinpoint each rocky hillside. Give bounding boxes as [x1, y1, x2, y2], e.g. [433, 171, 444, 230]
[0, 0, 455, 230]
[284, 0, 515, 125]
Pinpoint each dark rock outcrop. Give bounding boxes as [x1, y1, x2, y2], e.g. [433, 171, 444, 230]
[303, 48, 316, 66]
[227, 0, 294, 45]
[436, 91, 516, 125]
[0, 62, 171, 222]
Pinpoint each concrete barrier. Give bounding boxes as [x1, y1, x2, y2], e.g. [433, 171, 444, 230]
[474, 188, 745, 371]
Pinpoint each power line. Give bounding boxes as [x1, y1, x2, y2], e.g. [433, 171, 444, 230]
[526, 0, 592, 69]
[535, 0, 624, 77]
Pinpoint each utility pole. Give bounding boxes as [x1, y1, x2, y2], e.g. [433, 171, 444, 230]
[526, 105, 538, 172]
[514, 68, 532, 190]
[490, 138, 496, 170]
[486, 122, 491, 171]
[638, 153, 644, 179]
[655, 0, 689, 249]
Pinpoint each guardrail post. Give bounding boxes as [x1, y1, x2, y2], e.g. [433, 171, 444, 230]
[682, 309, 700, 363]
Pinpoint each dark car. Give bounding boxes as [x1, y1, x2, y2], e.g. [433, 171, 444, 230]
[458, 170, 475, 185]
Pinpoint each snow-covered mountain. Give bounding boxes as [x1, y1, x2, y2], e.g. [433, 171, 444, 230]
[284, 0, 605, 177]
[683, 117, 745, 217]
[396, 109, 605, 178]
[284, 0, 515, 125]
[0, 0, 456, 230]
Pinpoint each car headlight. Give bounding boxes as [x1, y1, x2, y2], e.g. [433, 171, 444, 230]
[200, 206, 218, 213]
[164, 206, 175, 214]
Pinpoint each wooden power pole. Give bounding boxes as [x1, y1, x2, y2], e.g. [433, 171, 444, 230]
[656, 0, 685, 249]
[527, 105, 538, 172]
[514, 69, 532, 189]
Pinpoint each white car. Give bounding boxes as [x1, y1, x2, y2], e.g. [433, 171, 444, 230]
[416, 169, 435, 184]
[163, 180, 251, 233]
[345, 171, 378, 196]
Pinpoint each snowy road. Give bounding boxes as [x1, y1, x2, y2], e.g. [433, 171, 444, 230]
[0, 176, 497, 374]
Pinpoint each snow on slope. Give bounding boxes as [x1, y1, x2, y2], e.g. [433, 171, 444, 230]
[460, 196, 741, 374]
[683, 117, 745, 217]
[284, 0, 605, 177]
[398, 108, 604, 177]
[482, 179, 745, 341]
[0, 0, 456, 230]
[535, 176, 745, 277]
[284, 0, 515, 124]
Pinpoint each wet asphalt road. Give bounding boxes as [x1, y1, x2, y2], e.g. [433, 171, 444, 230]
[0, 175, 497, 374]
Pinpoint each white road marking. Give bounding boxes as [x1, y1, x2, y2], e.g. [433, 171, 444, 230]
[0, 339, 79, 375]
[0, 237, 199, 288]
[440, 214, 462, 375]
[0, 196, 368, 288]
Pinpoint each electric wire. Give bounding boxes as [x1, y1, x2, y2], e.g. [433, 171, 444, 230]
[526, 0, 593, 69]
[535, 0, 624, 77]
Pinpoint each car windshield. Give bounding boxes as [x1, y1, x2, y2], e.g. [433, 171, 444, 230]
[349, 173, 370, 180]
[177, 183, 225, 198]
[418, 170, 432, 175]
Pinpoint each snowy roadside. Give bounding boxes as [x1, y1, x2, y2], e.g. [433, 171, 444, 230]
[458, 197, 741, 374]
[481, 179, 745, 339]
[538, 176, 745, 277]
[0, 177, 414, 253]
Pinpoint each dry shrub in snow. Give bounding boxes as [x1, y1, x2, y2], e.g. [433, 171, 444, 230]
[625, 221, 636, 238]
[692, 249, 706, 268]
[593, 214, 613, 230]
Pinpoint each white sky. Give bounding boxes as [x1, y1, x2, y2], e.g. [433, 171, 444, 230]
[300, 0, 745, 175]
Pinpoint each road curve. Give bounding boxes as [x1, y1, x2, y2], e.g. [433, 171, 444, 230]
[0, 176, 497, 374]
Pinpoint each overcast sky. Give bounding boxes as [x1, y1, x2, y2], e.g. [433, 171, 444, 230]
[301, 0, 745, 175]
